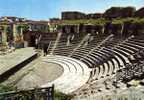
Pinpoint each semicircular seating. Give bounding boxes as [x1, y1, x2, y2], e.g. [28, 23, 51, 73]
[119, 44, 139, 52]
[40, 33, 144, 98]
[88, 53, 110, 78]
[41, 55, 90, 94]
[72, 35, 144, 97]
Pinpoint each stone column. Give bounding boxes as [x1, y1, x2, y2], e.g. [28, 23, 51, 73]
[77, 25, 79, 33]
[13, 24, 17, 41]
[2, 25, 7, 45]
[20, 27, 24, 41]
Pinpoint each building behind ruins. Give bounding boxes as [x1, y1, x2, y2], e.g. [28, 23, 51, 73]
[0, 16, 49, 47]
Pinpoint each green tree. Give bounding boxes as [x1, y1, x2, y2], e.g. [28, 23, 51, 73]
[17, 24, 29, 33]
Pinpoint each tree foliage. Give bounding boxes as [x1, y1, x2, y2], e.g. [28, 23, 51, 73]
[17, 24, 29, 33]
[61, 18, 106, 26]
[61, 18, 144, 26]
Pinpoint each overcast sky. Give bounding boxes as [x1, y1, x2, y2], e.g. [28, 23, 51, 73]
[0, 0, 143, 20]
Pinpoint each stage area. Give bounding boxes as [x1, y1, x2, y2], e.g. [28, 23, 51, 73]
[16, 61, 64, 89]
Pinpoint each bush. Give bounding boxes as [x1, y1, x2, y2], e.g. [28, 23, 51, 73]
[0, 84, 15, 93]
[54, 91, 74, 100]
[61, 18, 106, 26]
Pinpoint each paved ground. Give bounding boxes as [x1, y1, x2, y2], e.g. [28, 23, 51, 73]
[16, 61, 64, 89]
[3, 56, 64, 90]
[0, 47, 37, 76]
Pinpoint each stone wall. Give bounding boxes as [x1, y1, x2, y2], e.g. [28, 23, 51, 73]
[86, 13, 102, 19]
[61, 24, 104, 35]
[135, 7, 144, 18]
[60, 21, 144, 37]
[62, 11, 86, 20]
[61, 6, 144, 20]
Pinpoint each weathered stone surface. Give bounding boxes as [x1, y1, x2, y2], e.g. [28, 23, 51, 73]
[0, 47, 37, 76]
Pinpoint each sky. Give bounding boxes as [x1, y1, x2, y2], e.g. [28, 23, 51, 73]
[0, 0, 143, 20]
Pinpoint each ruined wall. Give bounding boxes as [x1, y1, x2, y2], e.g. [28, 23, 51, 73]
[60, 21, 144, 37]
[135, 7, 144, 18]
[61, 6, 144, 20]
